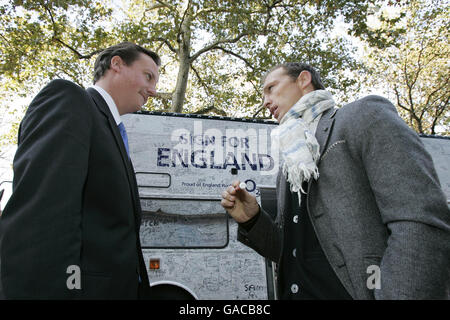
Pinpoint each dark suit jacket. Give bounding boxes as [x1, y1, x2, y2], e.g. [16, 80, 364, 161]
[239, 96, 450, 299]
[0, 79, 151, 299]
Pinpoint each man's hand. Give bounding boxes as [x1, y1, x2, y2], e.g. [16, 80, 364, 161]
[221, 180, 260, 223]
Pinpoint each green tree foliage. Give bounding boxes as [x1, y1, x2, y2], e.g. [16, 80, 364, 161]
[1, 1, 397, 116]
[1, 0, 114, 89]
[118, 0, 392, 115]
[364, 0, 449, 134]
[0, 0, 116, 149]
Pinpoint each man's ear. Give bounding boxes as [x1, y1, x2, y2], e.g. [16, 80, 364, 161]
[110, 56, 124, 73]
[296, 70, 312, 89]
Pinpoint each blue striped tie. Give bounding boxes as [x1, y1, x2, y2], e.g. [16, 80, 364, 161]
[118, 122, 130, 157]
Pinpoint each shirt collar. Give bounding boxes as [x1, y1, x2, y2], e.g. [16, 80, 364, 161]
[90, 85, 122, 125]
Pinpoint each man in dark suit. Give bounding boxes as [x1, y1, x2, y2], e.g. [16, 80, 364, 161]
[221, 63, 450, 299]
[0, 42, 160, 299]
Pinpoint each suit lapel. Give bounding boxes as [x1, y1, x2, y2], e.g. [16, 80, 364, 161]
[306, 107, 337, 198]
[315, 107, 338, 164]
[86, 88, 141, 219]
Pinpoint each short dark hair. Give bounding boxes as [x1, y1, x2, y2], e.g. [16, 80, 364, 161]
[263, 62, 325, 90]
[93, 42, 161, 84]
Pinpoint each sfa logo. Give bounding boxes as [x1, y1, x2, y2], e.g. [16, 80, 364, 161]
[157, 121, 280, 175]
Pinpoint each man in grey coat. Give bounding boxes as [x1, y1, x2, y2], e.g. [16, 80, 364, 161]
[221, 62, 450, 299]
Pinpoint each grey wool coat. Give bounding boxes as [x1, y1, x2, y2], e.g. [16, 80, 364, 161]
[238, 95, 450, 300]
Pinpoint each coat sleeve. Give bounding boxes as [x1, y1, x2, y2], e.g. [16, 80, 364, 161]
[0, 79, 93, 299]
[237, 207, 282, 263]
[348, 96, 450, 299]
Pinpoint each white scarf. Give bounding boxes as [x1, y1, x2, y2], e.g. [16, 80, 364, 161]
[271, 90, 335, 198]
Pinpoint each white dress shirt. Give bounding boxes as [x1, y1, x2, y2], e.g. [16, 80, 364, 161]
[90, 85, 122, 125]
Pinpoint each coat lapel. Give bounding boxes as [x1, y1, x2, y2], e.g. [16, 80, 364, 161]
[315, 107, 338, 164]
[86, 88, 141, 219]
[276, 170, 289, 226]
[306, 107, 337, 200]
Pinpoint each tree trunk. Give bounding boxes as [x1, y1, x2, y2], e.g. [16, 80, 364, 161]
[171, 12, 192, 113]
[171, 53, 190, 113]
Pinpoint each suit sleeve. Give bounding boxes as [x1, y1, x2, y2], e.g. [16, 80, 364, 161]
[349, 96, 450, 299]
[0, 79, 93, 299]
